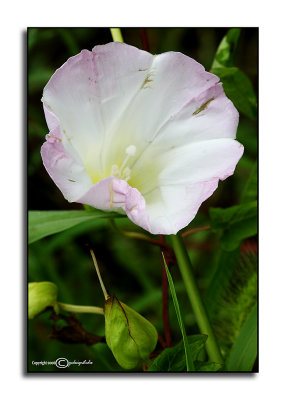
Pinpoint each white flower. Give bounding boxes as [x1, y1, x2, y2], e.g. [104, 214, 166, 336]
[41, 42, 243, 234]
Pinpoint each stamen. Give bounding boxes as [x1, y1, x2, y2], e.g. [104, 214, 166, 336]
[120, 145, 137, 173]
[111, 164, 120, 178]
[122, 167, 131, 181]
[110, 145, 136, 182]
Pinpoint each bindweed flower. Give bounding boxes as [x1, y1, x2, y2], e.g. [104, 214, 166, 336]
[41, 42, 243, 234]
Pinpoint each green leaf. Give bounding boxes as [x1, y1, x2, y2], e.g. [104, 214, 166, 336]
[194, 361, 223, 371]
[209, 201, 257, 251]
[241, 161, 258, 204]
[162, 255, 194, 371]
[211, 28, 241, 69]
[148, 335, 207, 372]
[206, 250, 257, 357]
[212, 66, 257, 120]
[205, 246, 241, 320]
[28, 210, 125, 244]
[236, 119, 258, 157]
[210, 28, 257, 120]
[226, 302, 257, 371]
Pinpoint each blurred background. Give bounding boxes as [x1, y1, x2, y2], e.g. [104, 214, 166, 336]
[28, 28, 258, 372]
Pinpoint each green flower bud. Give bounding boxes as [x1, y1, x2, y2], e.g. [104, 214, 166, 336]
[104, 296, 158, 370]
[28, 281, 59, 319]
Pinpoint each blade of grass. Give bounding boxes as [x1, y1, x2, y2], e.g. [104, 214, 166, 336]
[226, 302, 257, 371]
[162, 253, 195, 371]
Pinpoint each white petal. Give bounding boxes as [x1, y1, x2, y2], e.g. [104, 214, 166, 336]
[105, 51, 219, 167]
[158, 138, 244, 185]
[144, 180, 219, 234]
[42, 43, 153, 179]
[132, 139, 244, 234]
[152, 82, 239, 148]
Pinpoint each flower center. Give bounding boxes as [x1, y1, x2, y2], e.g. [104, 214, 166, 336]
[111, 145, 137, 182]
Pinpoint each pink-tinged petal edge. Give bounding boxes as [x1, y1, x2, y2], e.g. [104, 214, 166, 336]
[40, 126, 93, 203]
[43, 104, 60, 132]
[77, 177, 151, 232]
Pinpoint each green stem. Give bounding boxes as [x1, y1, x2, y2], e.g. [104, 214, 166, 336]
[169, 234, 223, 364]
[110, 28, 124, 43]
[58, 302, 104, 315]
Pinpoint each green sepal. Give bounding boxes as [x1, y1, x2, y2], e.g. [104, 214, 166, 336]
[28, 281, 59, 319]
[104, 296, 158, 370]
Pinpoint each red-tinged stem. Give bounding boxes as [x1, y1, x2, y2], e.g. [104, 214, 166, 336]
[182, 225, 211, 238]
[157, 332, 166, 349]
[148, 237, 176, 261]
[141, 28, 150, 52]
[109, 219, 175, 256]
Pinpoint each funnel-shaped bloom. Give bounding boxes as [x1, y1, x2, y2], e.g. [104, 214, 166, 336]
[41, 42, 243, 234]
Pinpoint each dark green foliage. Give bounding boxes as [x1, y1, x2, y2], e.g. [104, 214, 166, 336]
[226, 302, 257, 371]
[241, 161, 258, 204]
[211, 28, 257, 120]
[148, 335, 208, 372]
[211, 28, 241, 69]
[206, 250, 257, 363]
[194, 361, 222, 371]
[212, 67, 257, 120]
[209, 201, 257, 251]
[205, 246, 242, 320]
